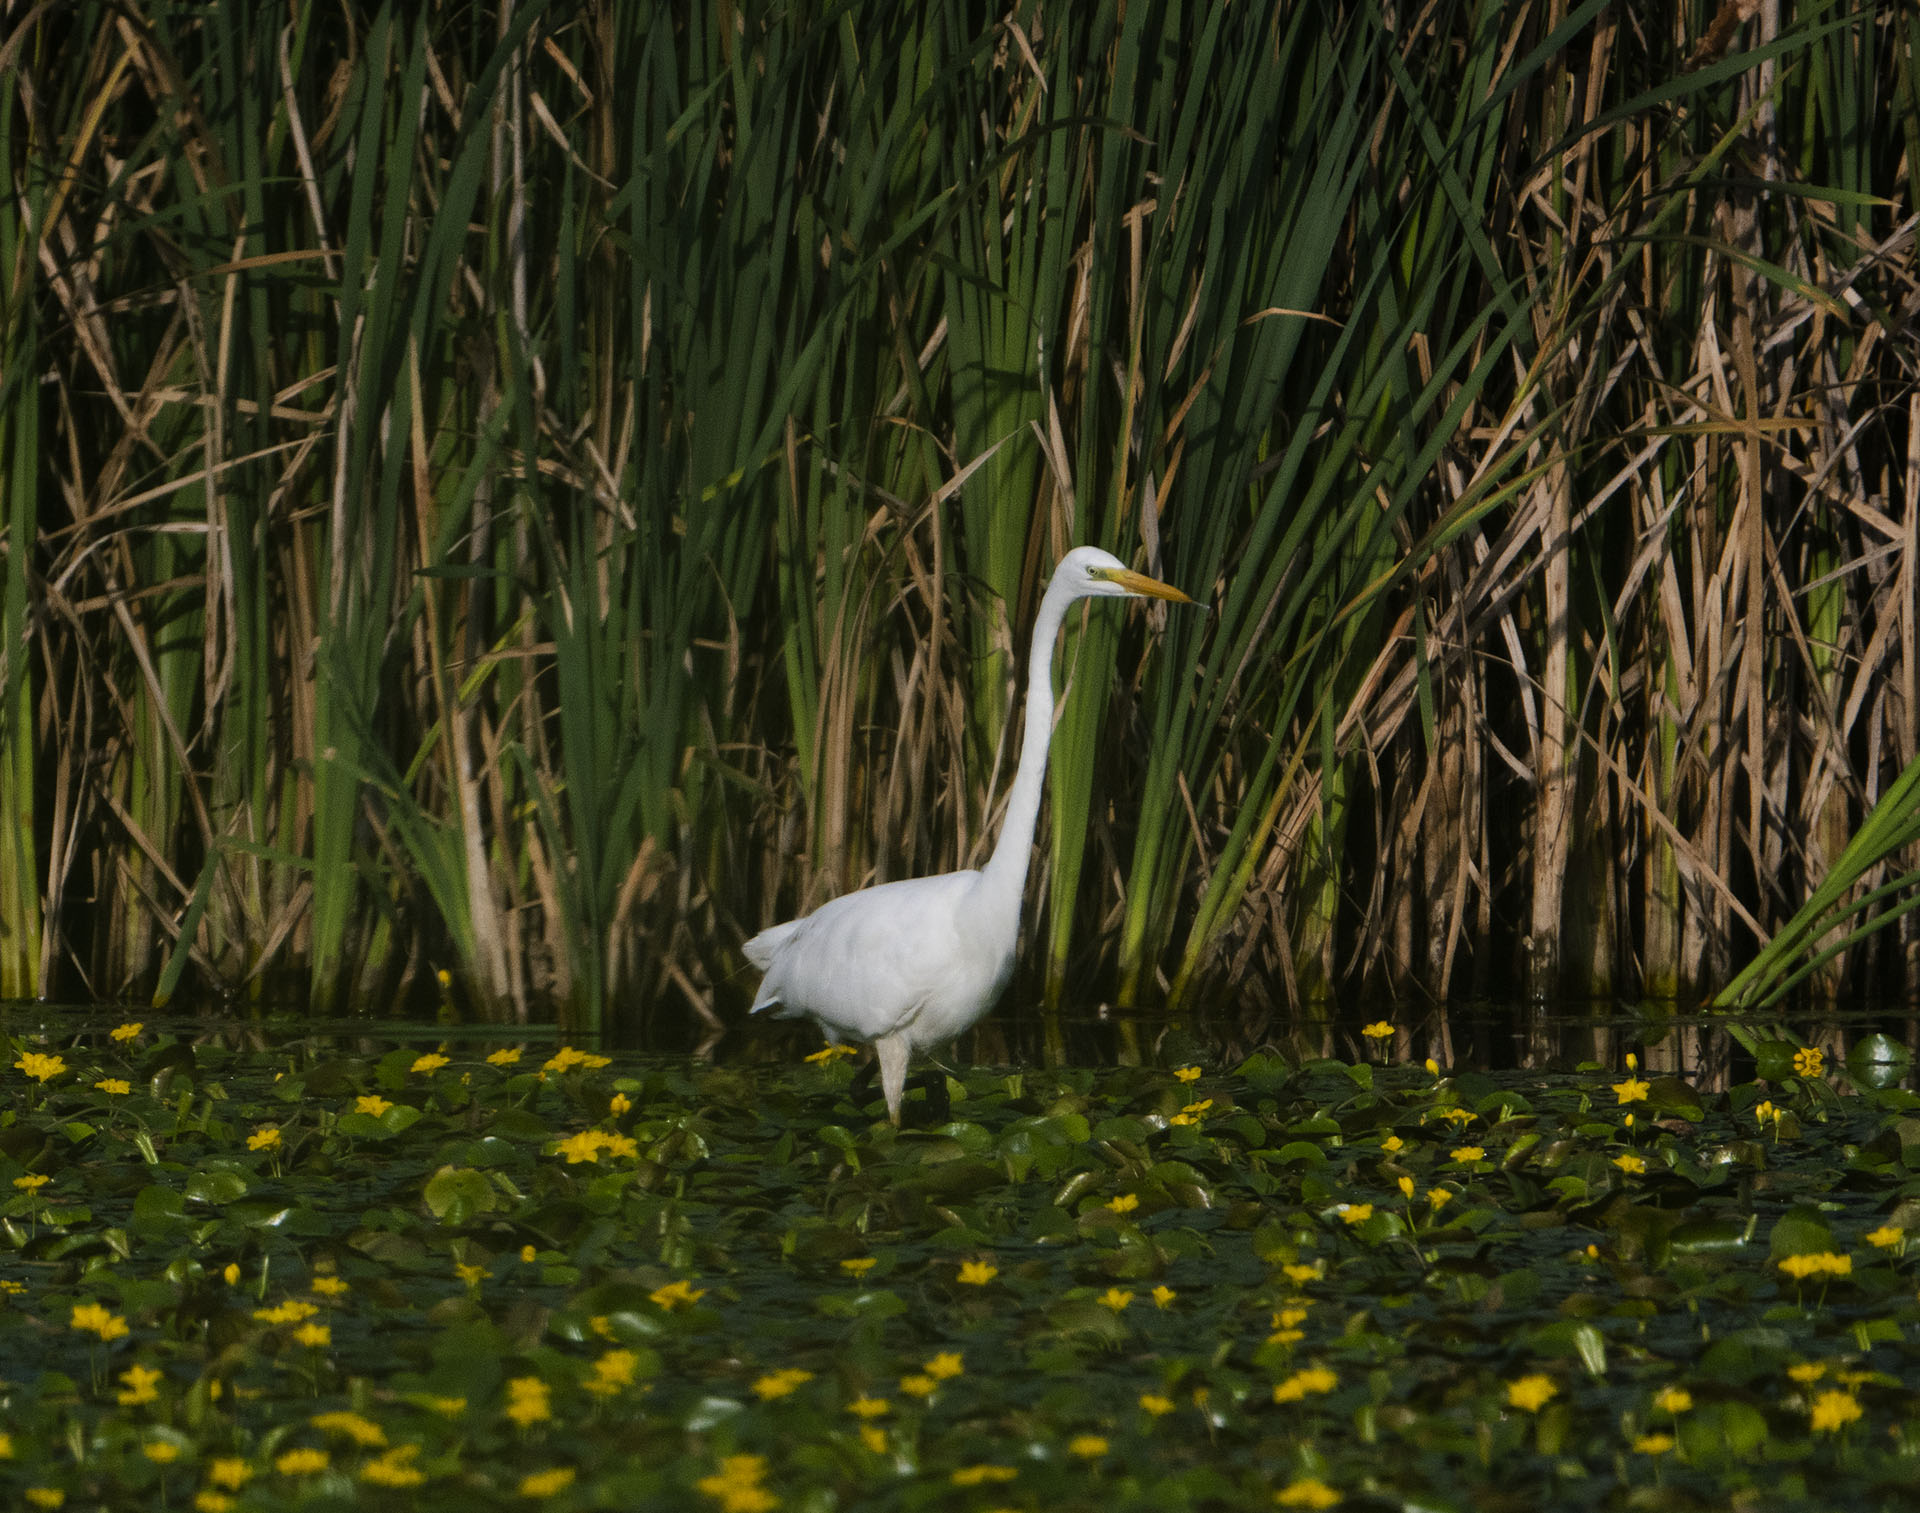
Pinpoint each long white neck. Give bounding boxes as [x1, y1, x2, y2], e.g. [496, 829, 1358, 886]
[976, 575, 1080, 912]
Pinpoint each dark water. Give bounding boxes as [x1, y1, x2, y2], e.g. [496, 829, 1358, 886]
[5, 998, 1916, 1095]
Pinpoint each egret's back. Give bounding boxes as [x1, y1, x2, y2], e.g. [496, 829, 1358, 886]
[746, 870, 1016, 1051]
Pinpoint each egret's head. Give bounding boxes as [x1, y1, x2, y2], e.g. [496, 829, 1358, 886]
[1055, 545, 1195, 604]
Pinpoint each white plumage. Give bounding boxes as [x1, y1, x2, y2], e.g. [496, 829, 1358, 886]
[746, 545, 1195, 1123]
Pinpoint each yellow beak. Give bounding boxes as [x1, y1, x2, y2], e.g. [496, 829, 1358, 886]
[1103, 567, 1197, 605]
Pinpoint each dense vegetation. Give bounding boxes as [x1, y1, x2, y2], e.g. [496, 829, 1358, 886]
[3, 1024, 1919, 1510]
[2, 1, 1915, 1032]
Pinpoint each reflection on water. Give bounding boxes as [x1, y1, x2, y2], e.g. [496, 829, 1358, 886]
[3, 998, 1915, 1095]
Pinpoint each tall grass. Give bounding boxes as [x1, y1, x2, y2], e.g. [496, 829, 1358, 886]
[3, 0, 1914, 1031]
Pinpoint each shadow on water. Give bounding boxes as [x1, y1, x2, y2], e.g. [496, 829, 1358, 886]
[3, 997, 1916, 1095]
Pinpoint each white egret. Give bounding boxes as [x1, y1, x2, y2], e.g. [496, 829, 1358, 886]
[746, 545, 1197, 1124]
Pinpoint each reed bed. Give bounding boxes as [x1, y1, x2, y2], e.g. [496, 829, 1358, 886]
[1, 0, 1914, 1034]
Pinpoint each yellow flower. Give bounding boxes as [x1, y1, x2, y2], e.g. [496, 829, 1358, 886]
[70, 1302, 130, 1341]
[610, 1093, 633, 1116]
[111, 1021, 143, 1042]
[1151, 1284, 1177, 1308]
[1424, 1058, 1441, 1075]
[253, 1300, 319, 1324]
[291, 1323, 331, 1348]
[1272, 1367, 1337, 1403]
[1633, 1433, 1675, 1455]
[591, 1348, 641, 1389]
[1096, 1287, 1134, 1313]
[1793, 1046, 1825, 1079]
[543, 1046, 611, 1073]
[222, 1263, 241, 1286]
[1612, 1077, 1650, 1103]
[839, 1256, 877, 1276]
[1450, 1146, 1485, 1164]
[425, 1396, 467, 1416]
[1788, 1362, 1827, 1383]
[1867, 1226, 1903, 1250]
[1778, 1252, 1852, 1281]
[1174, 1065, 1202, 1082]
[958, 1259, 998, 1286]
[696, 1454, 775, 1512]
[900, 1373, 938, 1398]
[924, 1351, 964, 1380]
[485, 1047, 523, 1067]
[554, 1130, 608, 1164]
[14, 1052, 66, 1082]
[518, 1467, 578, 1499]
[360, 1446, 426, 1488]
[1107, 1193, 1140, 1214]
[1275, 1479, 1341, 1510]
[752, 1367, 814, 1400]
[1808, 1389, 1862, 1432]
[94, 1078, 131, 1096]
[952, 1464, 1017, 1486]
[1612, 1154, 1647, 1175]
[311, 1410, 385, 1446]
[274, 1448, 330, 1475]
[247, 1126, 281, 1152]
[1428, 1188, 1453, 1211]
[1067, 1434, 1108, 1459]
[1281, 1261, 1324, 1284]
[846, 1395, 890, 1419]
[1139, 1392, 1175, 1416]
[1362, 1021, 1393, 1040]
[858, 1424, 886, 1454]
[142, 1441, 181, 1464]
[354, 1094, 393, 1116]
[117, 1364, 164, 1405]
[207, 1457, 253, 1489]
[650, 1278, 707, 1310]
[804, 1044, 857, 1064]
[1397, 1175, 1415, 1199]
[1381, 1135, 1406, 1153]
[1653, 1386, 1693, 1414]
[410, 1053, 451, 1075]
[1754, 1099, 1777, 1127]
[1507, 1375, 1557, 1412]
[23, 1490, 65, 1510]
[14, 1174, 49, 1191]
[505, 1377, 552, 1427]
[1337, 1203, 1373, 1225]
[194, 1493, 235, 1513]
[310, 1275, 349, 1298]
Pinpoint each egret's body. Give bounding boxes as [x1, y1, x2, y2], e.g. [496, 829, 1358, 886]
[746, 546, 1194, 1123]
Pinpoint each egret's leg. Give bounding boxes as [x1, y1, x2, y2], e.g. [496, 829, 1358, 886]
[874, 1034, 910, 1126]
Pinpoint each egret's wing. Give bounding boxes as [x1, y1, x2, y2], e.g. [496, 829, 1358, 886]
[746, 873, 980, 1039]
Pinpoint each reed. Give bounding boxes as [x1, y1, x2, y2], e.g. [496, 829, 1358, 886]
[3, 0, 1913, 1029]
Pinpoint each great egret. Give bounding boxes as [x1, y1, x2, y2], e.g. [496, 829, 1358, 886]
[746, 545, 1197, 1124]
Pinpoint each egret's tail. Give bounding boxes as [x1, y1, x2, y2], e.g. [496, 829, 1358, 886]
[742, 918, 802, 971]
